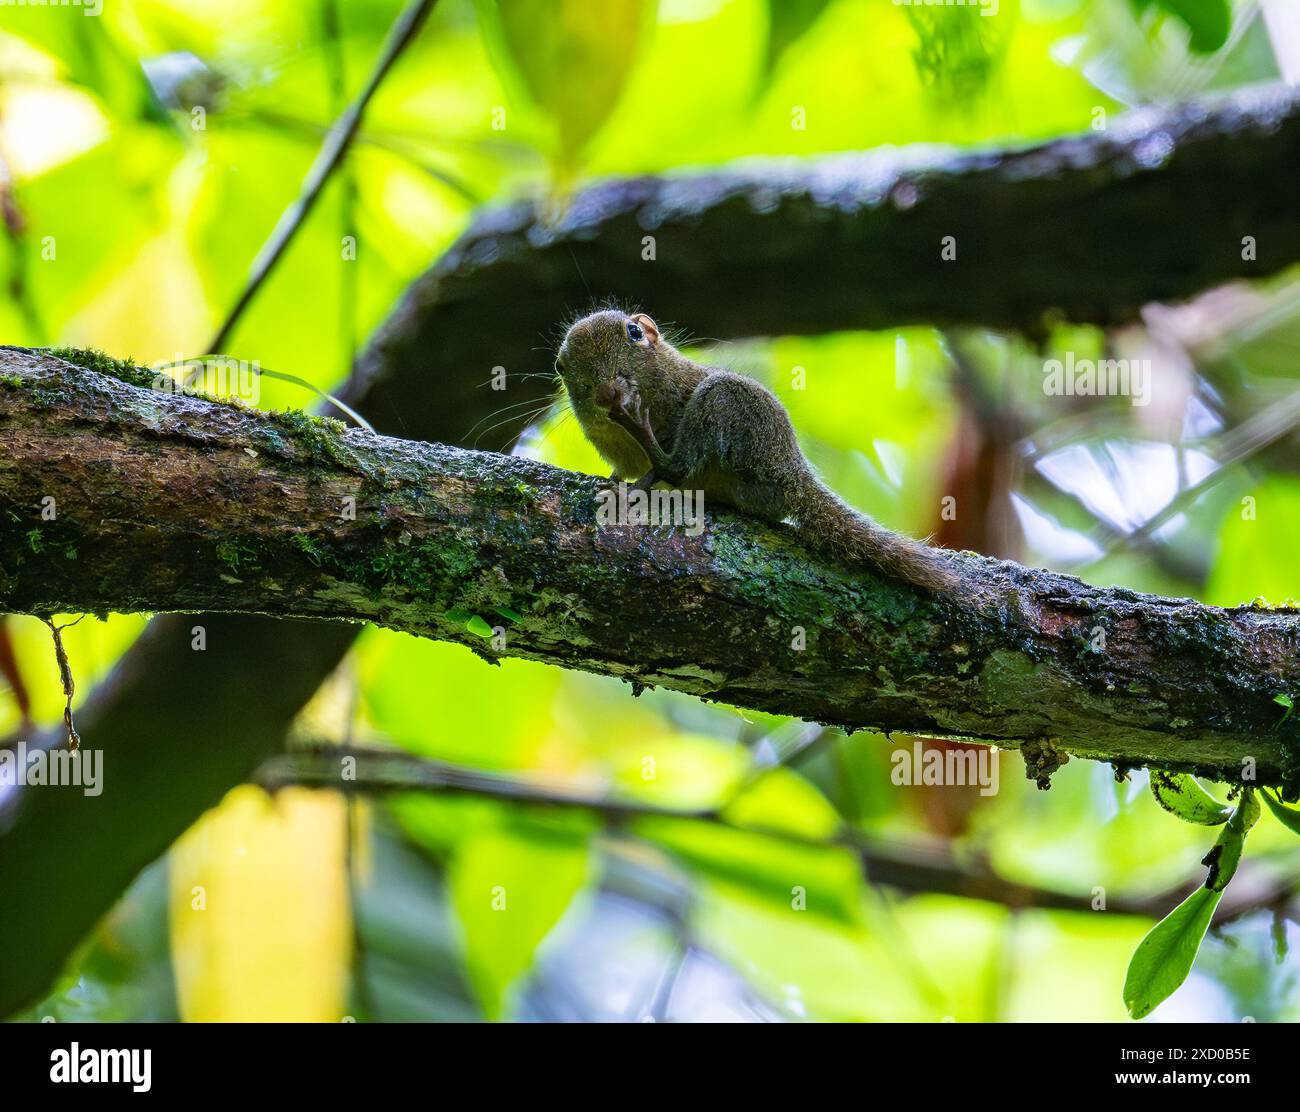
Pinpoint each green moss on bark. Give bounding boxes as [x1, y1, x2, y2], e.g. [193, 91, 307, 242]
[45, 346, 158, 391]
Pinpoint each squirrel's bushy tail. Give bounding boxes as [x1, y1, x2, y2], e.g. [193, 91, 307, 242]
[786, 475, 958, 595]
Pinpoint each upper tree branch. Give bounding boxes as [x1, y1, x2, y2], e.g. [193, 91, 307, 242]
[351, 83, 1300, 434]
[4, 349, 1297, 785]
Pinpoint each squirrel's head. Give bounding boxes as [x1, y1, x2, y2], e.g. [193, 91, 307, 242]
[556, 309, 665, 409]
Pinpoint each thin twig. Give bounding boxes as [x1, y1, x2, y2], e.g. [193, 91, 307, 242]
[321, 0, 359, 377]
[162, 354, 374, 428]
[638, 939, 689, 1023]
[41, 615, 85, 751]
[207, 0, 440, 353]
[1076, 384, 1300, 571]
[244, 108, 485, 202]
[257, 742, 1300, 925]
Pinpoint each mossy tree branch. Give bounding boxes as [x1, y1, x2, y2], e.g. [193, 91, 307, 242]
[4, 349, 1298, 787]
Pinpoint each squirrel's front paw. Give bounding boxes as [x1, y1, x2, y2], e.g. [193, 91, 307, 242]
[611, 393, 653, 439]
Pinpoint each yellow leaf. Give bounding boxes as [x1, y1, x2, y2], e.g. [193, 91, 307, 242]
[476, 0, 654, 175]
[169, 786, 352, 1021]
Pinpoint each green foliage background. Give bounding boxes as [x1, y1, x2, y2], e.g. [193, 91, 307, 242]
[2, 0, 1298, 1022]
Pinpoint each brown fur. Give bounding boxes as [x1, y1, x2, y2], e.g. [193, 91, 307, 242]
[556, 308, 958, 594]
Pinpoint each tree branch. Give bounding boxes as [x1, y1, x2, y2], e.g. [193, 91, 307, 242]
[3, 348, 1297, 785]
[259, 744, 1300, 927]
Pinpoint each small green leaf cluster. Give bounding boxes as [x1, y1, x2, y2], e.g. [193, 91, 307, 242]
[1124, 774, 1300, 1019]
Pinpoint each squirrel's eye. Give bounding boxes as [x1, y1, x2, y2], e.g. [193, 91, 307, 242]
[626, 321, 644, 343]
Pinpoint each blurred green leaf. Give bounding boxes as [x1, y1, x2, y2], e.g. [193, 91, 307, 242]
[1148, 771, 1231, 826]
[474, 0, 653, 173]
[387, 792, 512, 861]
[607, 732, 748, 811]
[693, 879, 930, 1020]
[634, 817, 864, 927]
[448, 824, 591, 1020]
[761, 0, 831, 79]
[13, 125, 181, 336]
[1275, 693, 1294, 724]
[1132, 0, 1231, 54]
[721, 767, 843, 840]
[1272, 913, 1290, 966]
[358, 629, 560, 767]
[2, 11, 165, 123]
[1261, 790, 1300, 839]
[1206, 478, 1300, 608]
[903, 2, 1014, 103]
[1123, 884, 1222, 1019]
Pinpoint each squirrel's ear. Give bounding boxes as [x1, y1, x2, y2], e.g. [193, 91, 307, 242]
[629, 313, 661, 345]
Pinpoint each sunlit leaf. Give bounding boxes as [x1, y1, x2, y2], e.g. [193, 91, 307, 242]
[1, 10, 165, 123]
[634, 816, 864, 927]
[358, 628, 560, 768]
[1123, 883, 1222, 1020]
[1131, 0, 1231, 54]
[721, 767, 843, 840]
[12, 125, 181, 340]
[169, 787, 351, 1021]
[693, 879, 929, 1020]
[607, 732, 749, 811]
[474, 0, 654, 174]
[448, 824, 591, 1020]
[1261, 790, 1300, 839]
[1206, 479, 1300, 609]
[1148, 771, 1231, 826]
[761, 0, 831, 79]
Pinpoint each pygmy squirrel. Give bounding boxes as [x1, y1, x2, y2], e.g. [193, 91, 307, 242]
[556, 309, 957, 593]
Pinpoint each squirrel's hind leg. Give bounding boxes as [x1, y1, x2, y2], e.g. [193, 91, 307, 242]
[729, 476, 792, 526]
[670, 376, 800, 520]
